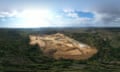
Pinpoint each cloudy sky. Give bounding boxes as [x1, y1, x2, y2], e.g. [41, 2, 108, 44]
[0, 0, 120, 28]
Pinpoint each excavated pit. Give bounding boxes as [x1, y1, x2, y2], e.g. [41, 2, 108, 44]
[29, 33, 98, 60]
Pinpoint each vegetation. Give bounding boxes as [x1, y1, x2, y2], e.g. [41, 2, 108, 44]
[0, 28, 120, 72]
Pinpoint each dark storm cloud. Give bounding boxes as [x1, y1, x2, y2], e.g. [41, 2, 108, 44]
[90, 0, 120, 25]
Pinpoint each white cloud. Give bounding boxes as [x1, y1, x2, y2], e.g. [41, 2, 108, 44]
[63, 8, 75, 13]
[0, 8, 120, 27]
[48, 9, 94, 27]
[0, 9, 95, 27]
[67, 12, 78, 18]
[63, 9, 79, 18]
[0, 10, 19, 17]
[0, 15, 5, 18]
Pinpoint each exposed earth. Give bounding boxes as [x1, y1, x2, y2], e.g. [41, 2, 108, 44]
[29, 33, 98, 60]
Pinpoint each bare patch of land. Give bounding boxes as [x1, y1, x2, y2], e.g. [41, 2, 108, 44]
[29, 33, 97, 60]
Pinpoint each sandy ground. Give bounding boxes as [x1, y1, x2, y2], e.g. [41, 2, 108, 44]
[29, 33, 98, 60]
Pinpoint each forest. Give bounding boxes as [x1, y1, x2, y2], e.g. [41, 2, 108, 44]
[0, 28, 120, 72]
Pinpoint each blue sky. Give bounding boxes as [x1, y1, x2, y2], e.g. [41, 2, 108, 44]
[0, 0, 120, 28]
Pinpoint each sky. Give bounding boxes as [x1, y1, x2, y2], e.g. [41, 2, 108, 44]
[0, 0, 120, 28]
